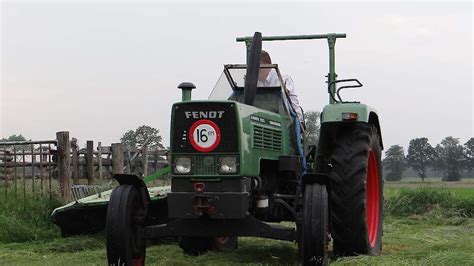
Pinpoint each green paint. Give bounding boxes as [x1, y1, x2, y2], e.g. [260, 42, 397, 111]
[327, 36, 338, 104]
[182, 89, 192, 101]
[321, 103, 378, 123]
[169, 100, 295, 179]
[235, 102, 293, 177]
[143, 166, 171, 183]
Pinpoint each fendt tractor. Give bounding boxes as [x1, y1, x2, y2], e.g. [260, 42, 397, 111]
[105, 32, 384, 266]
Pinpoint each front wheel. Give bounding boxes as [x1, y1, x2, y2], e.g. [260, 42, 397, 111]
[300, 184, 329, 266]
[106, 185, 147, 266]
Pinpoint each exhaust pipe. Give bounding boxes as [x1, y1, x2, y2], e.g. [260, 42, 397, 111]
[178, 82, 196, 101]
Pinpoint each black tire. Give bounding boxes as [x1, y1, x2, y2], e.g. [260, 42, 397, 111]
[212, 236, 238, 251]
[329, 124, 383, 256]
[106, 185, 147, 266]
[300, 184, 329, 266]
[178, 237, 212, 256]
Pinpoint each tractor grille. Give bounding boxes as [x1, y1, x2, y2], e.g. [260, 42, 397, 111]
[193, 155, 217, 176]
[253, 125, 282, 151]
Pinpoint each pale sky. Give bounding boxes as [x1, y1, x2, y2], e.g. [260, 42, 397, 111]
[1, 1, 473, 150]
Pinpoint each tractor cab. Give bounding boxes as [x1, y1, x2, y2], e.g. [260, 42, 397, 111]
[209, 64, 292, 118]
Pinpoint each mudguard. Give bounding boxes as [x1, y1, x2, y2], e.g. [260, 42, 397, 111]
[113, 174, 151, 209]
[321, 103, 383, 149]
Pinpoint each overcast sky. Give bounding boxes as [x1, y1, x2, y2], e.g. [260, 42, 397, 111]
[1, 1, 472, 151]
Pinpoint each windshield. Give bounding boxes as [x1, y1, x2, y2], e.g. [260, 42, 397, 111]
[209, 64, 283, 100]
[208, 64, 290, 116]
[208, 72, 233, 100]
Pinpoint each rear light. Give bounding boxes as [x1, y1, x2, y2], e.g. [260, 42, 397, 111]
[342, 112, 358, 121]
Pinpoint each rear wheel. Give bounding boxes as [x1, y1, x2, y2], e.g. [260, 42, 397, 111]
[329, 124, 383, 256]
[106, 185, 147, 266]
[300, 184, 329, 266]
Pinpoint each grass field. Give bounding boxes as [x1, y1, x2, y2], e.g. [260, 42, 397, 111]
[0, 180, 473, 265]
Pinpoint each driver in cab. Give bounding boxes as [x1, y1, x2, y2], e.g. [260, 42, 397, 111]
[257, 50, 304, 126]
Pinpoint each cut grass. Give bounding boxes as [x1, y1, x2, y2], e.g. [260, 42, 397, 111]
[0, 182, 473, 264]
[0, 216, 472, 265]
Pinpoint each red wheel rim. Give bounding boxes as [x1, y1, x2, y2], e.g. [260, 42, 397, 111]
[366, 150, 380, 248]
[133, 256, 144, 266]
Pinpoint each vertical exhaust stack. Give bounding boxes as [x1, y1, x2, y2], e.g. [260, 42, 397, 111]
[243, 32, 262, 106]
[178, 82, 196, 102]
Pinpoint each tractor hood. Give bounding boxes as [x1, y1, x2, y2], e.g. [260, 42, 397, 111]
[171, 101, 239, 154]
[170, 100, 293, 179]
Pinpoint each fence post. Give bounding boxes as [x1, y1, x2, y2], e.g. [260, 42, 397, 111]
[71, 138, 79, 184]
[153, 150, 159, 172]
[86, 140, 94, 185]
[142, 146, 148, 177]
[111, 143, 124, 175]
[98, 142, 103, 181]
[56, 131, 71, 201]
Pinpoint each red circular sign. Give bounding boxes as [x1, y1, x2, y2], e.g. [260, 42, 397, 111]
[189, 119, 222, 152]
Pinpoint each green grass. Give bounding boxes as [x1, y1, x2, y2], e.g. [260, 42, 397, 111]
[0, 182, 473, 265]
[385, 187, 474, 217]
[0, 185, 62, 243]
[0, 216, 472, 265]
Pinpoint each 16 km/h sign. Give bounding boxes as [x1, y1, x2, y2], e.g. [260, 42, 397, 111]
[189, 119, 222, 152]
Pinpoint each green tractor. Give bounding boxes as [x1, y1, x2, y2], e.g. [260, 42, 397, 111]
[105, 32, 383, 265]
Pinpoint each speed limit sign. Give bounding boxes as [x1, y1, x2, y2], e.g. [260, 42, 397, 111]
[189, 119, 222, 152]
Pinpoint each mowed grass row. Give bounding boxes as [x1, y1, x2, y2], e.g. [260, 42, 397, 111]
[0, 216, 473, 265]
[0, 181, 473, 265]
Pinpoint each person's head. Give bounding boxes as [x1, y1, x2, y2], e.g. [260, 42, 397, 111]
[258, 50, 272, 81]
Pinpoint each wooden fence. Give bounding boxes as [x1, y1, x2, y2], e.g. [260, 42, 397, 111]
[0, 131, 168, 205]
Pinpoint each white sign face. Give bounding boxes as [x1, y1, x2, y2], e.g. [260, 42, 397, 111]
[189, 120, 221, 152]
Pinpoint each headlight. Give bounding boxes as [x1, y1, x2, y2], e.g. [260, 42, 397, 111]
[174, 157, 192, 174]
[219, 156, 238, 174]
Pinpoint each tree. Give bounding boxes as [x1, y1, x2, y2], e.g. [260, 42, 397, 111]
[303, 111, 320, 151]
[383, 145, 406, 181]
[0, 134, 29, 151]
[463, 138, 474, 173]
[0, 134, 27, 142]
[407, 137, 436, 182]
[120, 125, 164, 150]
[433, 136, 465, 181]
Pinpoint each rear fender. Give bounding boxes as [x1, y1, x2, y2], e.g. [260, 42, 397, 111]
[113, 174, 151, 209]
[321, 103, 383, 149]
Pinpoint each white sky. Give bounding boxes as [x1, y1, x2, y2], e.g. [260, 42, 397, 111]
[1, 1, 473, 150]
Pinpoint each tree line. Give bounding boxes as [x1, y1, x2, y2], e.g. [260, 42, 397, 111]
[383, 137, 474, 181]
[4, 116, 471, 183]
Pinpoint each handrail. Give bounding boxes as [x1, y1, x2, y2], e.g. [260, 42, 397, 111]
[236, 33, 348, 104]
[236, 33, 346, 42]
